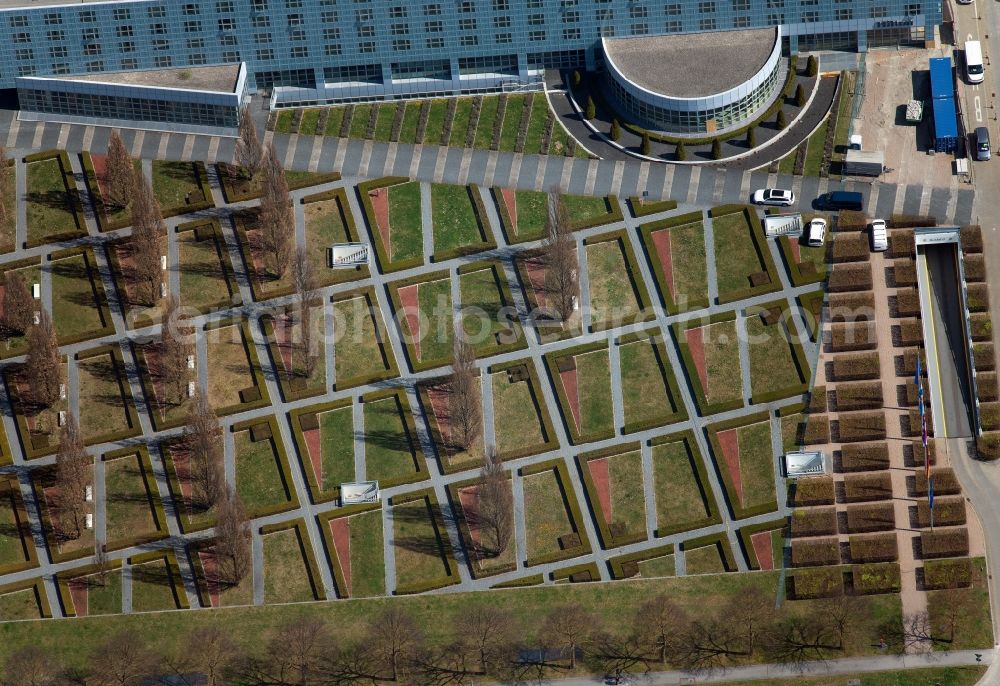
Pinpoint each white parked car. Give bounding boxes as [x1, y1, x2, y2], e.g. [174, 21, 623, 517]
[753, 188, 796, 206]
[806, 217, 827, 247]
[870, 219, 888, 252]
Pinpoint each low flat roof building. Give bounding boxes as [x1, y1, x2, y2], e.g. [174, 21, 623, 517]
[602, 26, 784, 135]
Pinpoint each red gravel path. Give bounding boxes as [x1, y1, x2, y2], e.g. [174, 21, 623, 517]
[559, 366, 582, 433]
[369, 188, 392, 260]
[68, 578, 89, 617]
[750, 531, 774, 571]
[500, 189, 518, 236]
[328, 518, 352, 595]
[141, 345, 170, 420]
[458, 485, 481, 548]
[169, 444, 195, 509]
[788, 239, 801, 265]
[587, 458, 613, 524]
[273, 313, 294, 375]
[716, 428, 744, 506]
[0, 284, 7, 321]
[650, 229, 675, 298]
[198, 548, 222, 607]
[684, 327, 709, 393]
[303, 425, 323, 488]
[523, 256, 549, 309]
[91, 153, 111, 200]
[397, 284, 422, 360]
[426, 383, 453, 451]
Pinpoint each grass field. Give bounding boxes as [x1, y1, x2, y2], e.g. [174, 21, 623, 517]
[177, 227, 232, 312]
[233, 428, 292, 515]
[205, 325, 256, 411]
[350, 105, 373, 139]
[25, 157, 79, 245]
[713, 212, 765, 297]
[130, 558, 180, 613]
[303, 194, 359, 286]
[459, 265, 513, 355]
[0, 163, 14, 252]
[573, 349, 614, 437]
[263, 528, 318, 604]
[508, 189, 549, 241]
[702, 320, 743, 406]
[619, 339, 678, 428]
[474, 97, 499, 149]
[431, 184, 485, 254]
[363, 394, 422, 485]
[586, 239, 642, 329]
[103, 452, 161, 549]
[451, 99, 474, 146]
[746, 313, 804, 399]
[710, 667, 986, 686]
[803, 117, 831, 177]
[562, 195, 613, 230]
[685, 543, 727, 575]
[0, 587, 47, 620]
[927, 557, 993, 650]
[604, 451, 646, 538]
[151, 162, 203, 215]
[411, 278, 454, 365]
[652, 438, 714, 534]
[734, 420, 776, 512]
[347, 509, 386, 597]
[424, 101, 447, 146]
[522, 469, 576, 561]
[85, 572, 122, 616]
[77, 352, 134, 443]
[317, 406, 355, 493]
[386, 181, 424, 263]
[50, 253, 107, 343]
[658, 221, 708, 310]
[392, 497, 451, 587]
[491, 366, 549, 458]
[373, 104, 396, 142]
[637, 554, 675, 578]
[0, 486, 30, 570]
[333, 294, 392, 387]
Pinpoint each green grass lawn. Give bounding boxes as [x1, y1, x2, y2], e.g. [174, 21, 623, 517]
[151, 162, 204, 215]
[777, 152, 796, 175]
[399, 103, 421, 143]
[711, 668, 987, 686]
[0, 489, 29, 569]
[349, 104, 373, 139]
[273, 110, 294, 134]
[25, 157, 79, 245]
[474, 97, 499, 149]
[50, 253, 107, 343]
[803, 118, 831, 176]
[78, 352, 134, 443]
[86, 572, 122, 615]
[204, 325, 256, 412]
[659, 221, 708, 310]
[549, 118, 574, 156]
[605, 451, 646, 537]
[298, 109, 320, 135]
[586, 239, 642, 329]
[619, 339, 678, 428]
[523, 95, 549, 153]
[685, 544, 727, 575]
[702, 320, 743, 406]
[363, 395, 421, 485]
[712, 212, 765, 297]
[460, 265, 512, 355]
[302, 194, 357, 287]
[832, 74, 857, 165]
[131, 559, 179, 613]
[424, 100, 448, 146]
[0, 587, 46, 620]
[508, 189, 549, 242]
[234, 429, 292, 515]
[373, 104, 397, 142]
[317, 407, 355, 493]
[450, 98, 474, 146]
[574, 349, 614, 437]
[522, 469, 575, 560]
[348, 509, 386, 597]
[491, 367, 548, 458]
[746, 314, 804, 399]
[781, 412, 806, 452]
[928, 557, 993, 650]
[0, 163, 16, 252]
[333, 294, 392, 386]
[431, 184, 485, 254]
[411, 278, 453, 365]
[561, 195, 613, 230]
[177, 228, 231, 311]
[637, 554, 675, 578]
[324, 108, 345, 136]
[386, 181, 424, 263]
[393, 498, 450, 586]
[734, 421, 776, 511]
[103, 452, 160, 549]
[499, 95, 525, 151]
[263, 528, 317, 604]
[652, 438, 714, 534]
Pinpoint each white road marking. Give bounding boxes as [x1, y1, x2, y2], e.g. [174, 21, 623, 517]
[976, 95, 983, 122]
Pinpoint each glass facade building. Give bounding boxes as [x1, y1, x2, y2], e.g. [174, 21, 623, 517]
[0, 0, 940, 108]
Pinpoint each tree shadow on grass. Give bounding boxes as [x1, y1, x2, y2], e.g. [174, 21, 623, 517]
[25, 190, 72, 215]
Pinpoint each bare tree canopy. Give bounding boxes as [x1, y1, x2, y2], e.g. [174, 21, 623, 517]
[542, 193, 578, 323]
[2, 647, 58, 686]
[129, 168, 164, 306]
[638, 594, 688, 664]
[542, 605, 596, 669]
[89, 632, 156, 686]
[257, 143, 293, 278]
[459, 605, 514, 673]
[213, 486, 251, 585]
[475, 448, 512, 558]
[160, 296, 191, 407]
[448, 338, 481, 452]
[55, 413, 89, 539]
[25, 309, 62, 408]
[2, 271, 32, 337]
[105, 131, 136, 210]
[186, 387, 224, 511]
[159, 627, 240, 686]
[369, 606, 422, 681]
[236, 108, 263, 180]
[291, 245, 318, 380]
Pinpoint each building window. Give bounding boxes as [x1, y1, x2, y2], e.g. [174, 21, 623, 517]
[734, 15, 750, 26]
[359, 41, 376, 52]
[217, 1, 235, 12]
[13, 33, 29, 43]
[424, 4, 442, 14]
[359, 25, 375, 37]
[321, 11, 338, 21]
[290, 45, 309, 57]
[44, 13, 62, 25]
[529, 13, 545, 24]
[631, 22, 648, 34]
[83, 43, 102, 55]
[564, 10, 580, 22]
[288, 14, 304, 25]
[50, 46, 68, 58]
[871, 6, 888, 17]
[289, 29, 306, 40]
[426, 20, 443, 31]
[391, 23, 409, 34]
[252, 15, 271, 27]
[529, 30, 545, 40]
[495, 15, 511, 27]
[389, 6, 407, 17]
[905, 3, 921, 14]
[323, 27, 341, 39]
[495, 32, 512, 43]
[223, 50, 241, 61]
[15, 48, 32, 61]
[629, 6, 647, 18]
[183, 3, 200, 14]
[426, 37, 444, 48]
[255, 33, 272, 44]
[219, 18, 235, 31]
[732, 0, 749, 9]
[152, 39, 169, 51]
[459, 35, 478, 45]
[188, 38, 205, 49]
[835, 7, 852, 19]
[120, 41, 136, 53]
[116, 26, 134, 38]
[121, 58, 138, 69]
[493, 0, 509, 9]
[325, 43, 342, 55]
[190, 53, 207, 64]
[151, 23, 167, 35]
[148, 6, 166, 17]
[802, 10, 818, 21]
[459, 18, 476, 30]
[112, 8, 130, 20]
[154, 56, 172, 68]
[665, 4, 681, 15]
[699, 17, 716, 30]
[256, 48, 274, 60]
[698, 1, 715, 13]
[563, 27, 581, 39]
[459, 1, 474, 11]
[184, 21, 202, 33]
[86, 60, 105, 72]
[9, 16, 28, 28]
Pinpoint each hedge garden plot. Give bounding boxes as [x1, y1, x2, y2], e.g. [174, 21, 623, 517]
[60, 563, 123, 616]
[135, 339, 197, 431]
[745, 301, 810, 404]
[651, 432, 721, 536]
[430, 184, 496, 260]
[388, 271, 454, 371]
[205, 319, 270, 415]
[261, 305, 326, 402]
[332, 287, 399, 390]
[577, 444, 648, 548]
[129, 550, 189, 613]
[777, 214, 829, 286]
[359, 177, 424, 272]
[0, 257, 41, 358]
[674, 312, 744, 414]
[7, 359, 69, 459]
[584, 231, 654, 331]
[50, 248, 115, 345]
[302, 188, 370, 287]
[261, 519, 326, 604]
[290, 399, 356, 503]
[607, 543, 676, 579]
[707, 413, 779, 518]
[24, 151, 86, 247]
[80, 152, 141, 231]
[0, 158, 14, 252]
[190, 540, 252, 607]
[545, 342, 615, 444]
[320, 506, 386, 598]
[361, 388, 428, 488]
[520, 460, 591, 566]
[683, 535, 738, 575]
[176, 219, 238, 314]
[216, 162, 340, 203]
[489, 359, 558, 460]
[32, 460, 95, 562]
[739, 519, 787, 571]
[232, 416, 298, 518]
[458, 261, 525, 357]
[448, 474, 517, 578]
[76, 346, 142, 445]
[514, 248, 583, 343]
[233, 208, 295, 300]
[151, 161, 212, 217]
[0, 579, 51, 620]
[390, 490, 461, 594]
[106, 231, 169, 329]
[618, 332, 687, 433]
[493, 188, 550, 244]
[419, 376, 486, 474]
[561, 194, 623, 231]
[0, 475, 37, 576]
[103, 447, 168, 551]
[638, 212, 710, 313]
[710, 206, 781, 304]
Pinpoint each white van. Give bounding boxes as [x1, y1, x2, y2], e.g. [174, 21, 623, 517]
[870, 219, 888, 252]
[966, 40, 985, 84]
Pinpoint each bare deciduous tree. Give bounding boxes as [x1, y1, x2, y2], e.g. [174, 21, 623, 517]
[671, 618, 748, 673]
[590, 631, 650, 680]
[448, 338, 481, 452]
[105, 131, 135, 210]
[25, 309, 62, 408]
[722, 587, 772, 656]
[475, 448, 512, 557]
[54, 414, 89, 540]
[94, 540, 109, 587]
[186, 387, 224, 511]
[129, 169, 164, 305]
[2, 271, 32, 337]
[928, 589, 975, 644]
[236, 108, 263, 180]
[213, 487, 251, 586]
[638, 594, 687, 664]
[291, 245, 318, 380]
[159, 627, 240, 686]
[89, 632, 155, 686]
[542, 605, 595, 670]
[2, 647, 59, 686]
[459, 605, 514, 673]
[159, 296, 191, 407]
[410, 639, 476, 686]
[317, 642, 381, 686]
[763, 615, 842, 667]
[542, 193, 578, 322]
[369, 606, 422, 681]
[257, 143, 293, 278]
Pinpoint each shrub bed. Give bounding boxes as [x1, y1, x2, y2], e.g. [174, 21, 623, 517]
[836, 211, 868, 231]
[923, 557, 973, 590]
[851, 563, 901, 595]
[978, 372, 998, 402]
[842, 472, 893, 502]
[849, 533, 898, 563]
[974, 343, 995, 371]
[829, 292, 875, 321]
[790, 567, 844, 599]
[971, 314, 993, 342]
[831, 234, 870, 263]
[982, 402, 1000, 431]
[977, 431, 1000, 460]
[830, 322, 877, 351]
[835, 382, 883, 411]
[828, 264, 873, 293]
[838, 411, 886, 442]
[916, 497, 966, 528]
[790, 507, 838, 537]
[895, 289, 921, 317]
[788, 476, 836, 506]
[920, 528, 969, 559]
[897, 318, 923, 347]
[889, 214, 936, 229]
[901, 348, 927, 377]
[809, 387, 827, 413]
[892, 261, 917, 287]
[803, 415, 830, 444]
[967, 283, 990, 313]
[845, 502, 896, 533]
[791, 538, 841, 567]
[832, 352, 880, 381]
[888, 232, 915, 258]
[840, 442, 889, 472]
[909, 438, 936, 467]
[964, 254, 985, 282]
[914, 468, 960, 497]
[961, 225, 984, 254]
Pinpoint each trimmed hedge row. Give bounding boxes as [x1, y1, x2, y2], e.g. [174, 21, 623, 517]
[490, 574, 545, 589]
[790, 507, 837, 537]
[803, 415, 830, 445]
[889, 214, 937, 229]
[923, 557, 973, 590]
[838, 411, 886, 442]
[788, 476, 836, 506]
[736, 518, 787, 571]
[789, 566, 844, 599]
[897, 318, 924, 347]
[967, 283, 990, 313]
[566, 194, 624, 232]
[127, 549, 191, 610]
[971, 314, 992, 342]
[849, 533, 898, 563]
[776, 235, 827, 287]
[316, 503, 382, 598]
[550, 561, 601, 584]
[913, 468, 961, 497]
[844, 502, 896, 533]
[888, 231, 915, 259]
[920, 528, 969, 559]
[829, 292, 875, 321]
[900, 347, 927, 377]
[228, 415, 301, 519]
[445, 474, 517, 579]
[830, 322, 877, 351]
[892, 261, 917, 288]
[978, 372, 998, 403]
[56, 559, 125, 616]
[835, 382, 883, 411]
[202, 318, 272, 417]
[842, 472, 893, 502]
[791, 538, 841, 567]
[852, 562, 901, 595]
[964, 254, 986, 282]
[627, 196, 678, 218]
[359, 387, 429, 487]
[832, 352, 880, 381]
[101, 446, 170, 551]
[835, 210, 868, 231]
[974, 343, 995, 371]
[978, 432, 1000, 460]
[982, 401, 1000, 431]
[0, 475, 39, 576]
[576, 443, 648, 550]
[840, 442, 889, 472]
[607, 543, 675, 579]
[487, 357, 560, 461]
[895, 289, 921, 317]
[831, 233, 870, 263]
[288, 398, 353, 504]
[916, 497, 966, 528]
[828, 263, 873, 293]
[618, 331, 689, 433]
[679, 533, 738, 572]
[909, 438, 936, 467]
[961, 225, 984, 254]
